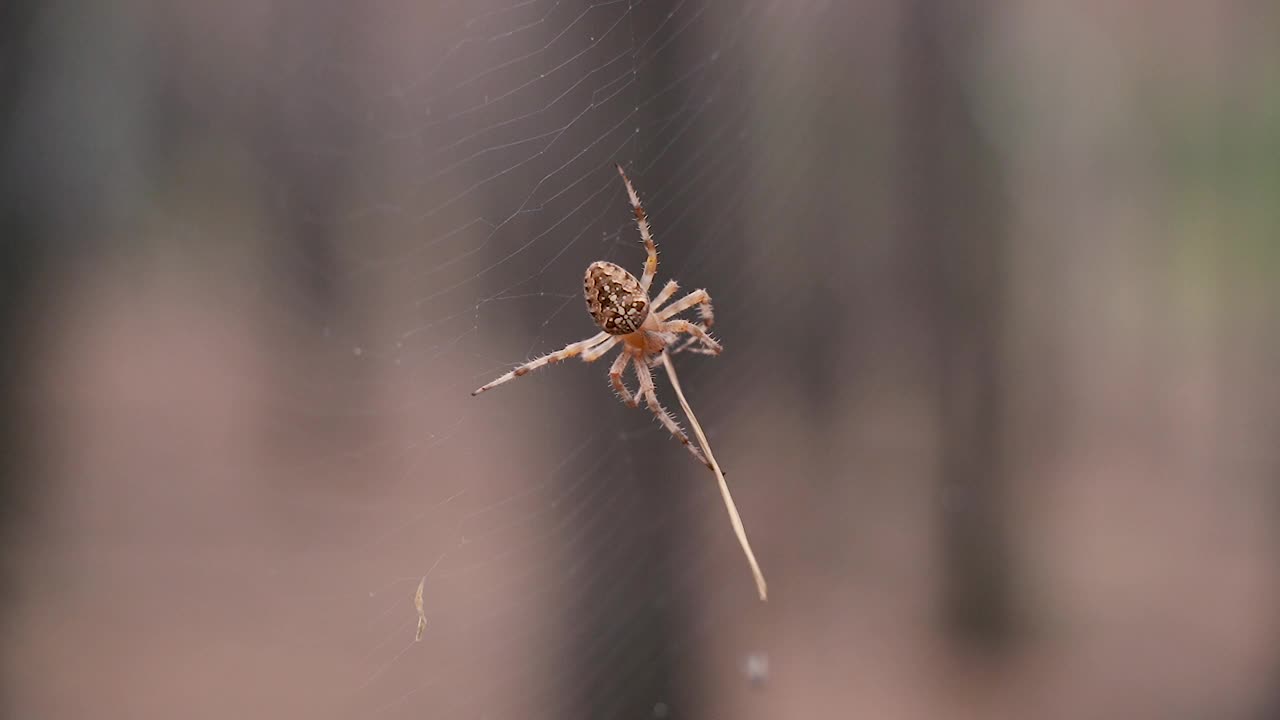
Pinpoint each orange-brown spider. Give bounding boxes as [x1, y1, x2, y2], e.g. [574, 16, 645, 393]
[471, 164, 721, 469]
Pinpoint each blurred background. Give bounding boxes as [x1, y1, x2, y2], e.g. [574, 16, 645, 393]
[3, 1, 1279, 718]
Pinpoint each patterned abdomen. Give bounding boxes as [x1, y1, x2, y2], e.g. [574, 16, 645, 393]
[584, 261, 649, 334]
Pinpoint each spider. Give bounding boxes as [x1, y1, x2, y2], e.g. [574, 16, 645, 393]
[471, 164, 722, 469]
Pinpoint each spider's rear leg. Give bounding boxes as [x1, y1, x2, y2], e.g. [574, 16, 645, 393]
[609, 352, 637, 408]
[649, 280, 679, 313]
[656, 289, 713, 323]
[692, 299, 715, 335]
[664, 319, 722, 356]
[657, 289, 718, 354]
[633, 359, 710, 469]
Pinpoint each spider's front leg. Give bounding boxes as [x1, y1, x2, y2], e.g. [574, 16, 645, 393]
[471, 331, 610, 396]
[615, 163, 659, 293]
[581, 336, 620, 362]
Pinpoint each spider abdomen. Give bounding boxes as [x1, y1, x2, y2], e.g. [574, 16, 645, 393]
[584, 261, 649, 335]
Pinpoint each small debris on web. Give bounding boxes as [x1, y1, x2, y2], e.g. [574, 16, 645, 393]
[413, 576, 427, 641]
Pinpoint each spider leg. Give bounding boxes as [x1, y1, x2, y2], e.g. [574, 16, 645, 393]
[632, 359, 710, 468]
[656, 289, 713, 324]
[608, 351, 637, 407]
[674, 343, 721, 356]
[657, 289, 717, 354]
[663, 319, 722, 356]
[690, 295, 714, 332]
[581, 336, 620, 363]
[648, 279, 679, 313]
[615, 163, 659, 293]
[471, 331, 610, 396]
[672, 327, 720, 355]
[630, 364, 647, 405]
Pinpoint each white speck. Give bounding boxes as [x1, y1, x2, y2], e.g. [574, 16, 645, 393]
[652, 702, 669, 718]
[744, 652, 769, 685]
[353, 347, 363, 356]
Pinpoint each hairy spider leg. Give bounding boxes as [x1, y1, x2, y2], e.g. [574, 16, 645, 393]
[581, 336, 620, 362]
[632, 359, 709, 468]
[658, 289, 718, 354]
[648, 279, 679, 313]
[657, 289, 713, 322]
[615, 164, 659, 293]
[471, 331, 610, 396]
[662, 319, 721, 355]
[608, 351, 634, 406]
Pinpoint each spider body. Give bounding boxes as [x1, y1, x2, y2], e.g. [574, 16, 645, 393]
[584, 261, 649, 335]
[473, 164, 722, 469]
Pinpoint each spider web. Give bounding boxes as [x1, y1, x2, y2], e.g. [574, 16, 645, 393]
[17, 1, 1280, 719]
[3, 0, 900, 715]
[4, 0, 904, 713]
[212, 1, 788, 718]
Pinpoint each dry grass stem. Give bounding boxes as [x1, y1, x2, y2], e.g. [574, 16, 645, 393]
[660, 351, 768, 601]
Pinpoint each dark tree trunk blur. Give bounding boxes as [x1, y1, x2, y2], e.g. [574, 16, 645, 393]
[560, 7, 696, 719]
[898, 0, 1018, 655]
[0, 1, 49, 713]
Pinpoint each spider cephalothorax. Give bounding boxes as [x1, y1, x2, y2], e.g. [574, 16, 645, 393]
[473, 164, 721, 468]
[584, 261, 649, 335]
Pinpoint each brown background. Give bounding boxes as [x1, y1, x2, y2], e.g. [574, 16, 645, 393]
[2, 1, 1278, 718]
